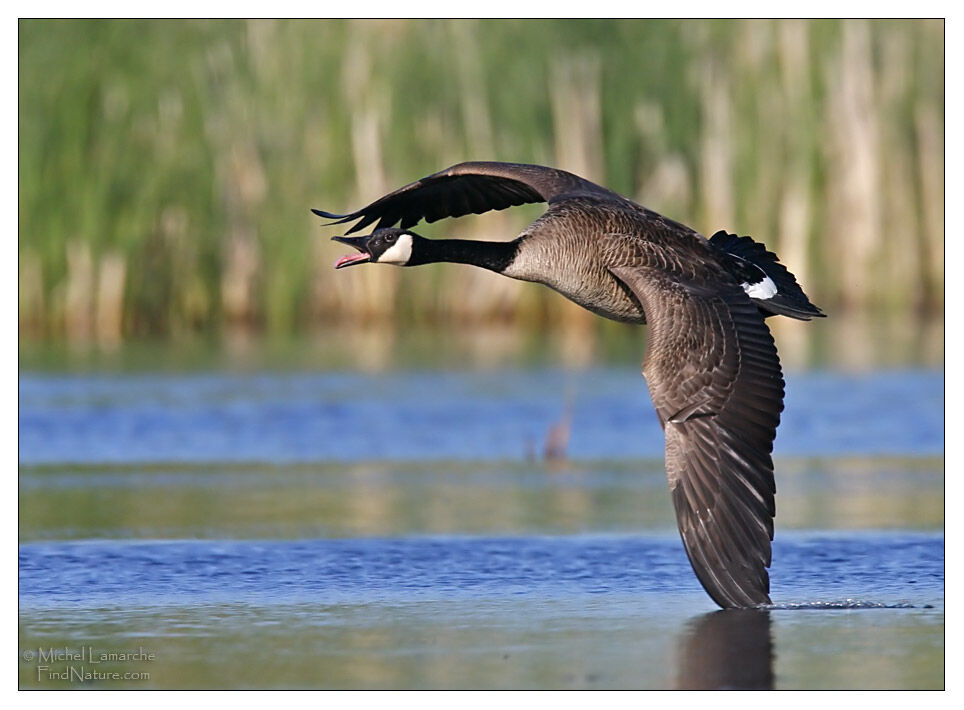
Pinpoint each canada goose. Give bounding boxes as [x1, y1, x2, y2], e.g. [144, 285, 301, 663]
[316, 161, 823, 609]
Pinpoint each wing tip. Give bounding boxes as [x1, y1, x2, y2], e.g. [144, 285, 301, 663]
[311, 208, 351, 222]
[312, 208, 372, 234]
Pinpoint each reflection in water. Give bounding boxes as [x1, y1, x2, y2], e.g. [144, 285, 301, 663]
[18, 456, 944, 542]
[18, 311, 944, 373]
[18, 532, 944, 689]
[676, 610, 773, 690]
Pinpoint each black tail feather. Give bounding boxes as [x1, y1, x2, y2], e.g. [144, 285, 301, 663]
[709, 231, 825, 321]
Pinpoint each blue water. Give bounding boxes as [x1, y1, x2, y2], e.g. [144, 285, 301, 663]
[18, 532, 943, 689]
[18, 367, 945, 688]
[19, 533, 942, 610]
[18, 369, 943, 464]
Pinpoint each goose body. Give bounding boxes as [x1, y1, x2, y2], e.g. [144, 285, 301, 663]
[317, 161, 823, 609]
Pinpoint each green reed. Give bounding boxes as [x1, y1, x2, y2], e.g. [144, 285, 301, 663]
[18, 19, 944, 342]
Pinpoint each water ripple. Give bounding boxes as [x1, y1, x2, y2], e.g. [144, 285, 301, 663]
[18, 369, 944, 464]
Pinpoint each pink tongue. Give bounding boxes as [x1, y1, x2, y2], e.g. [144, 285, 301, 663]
[334, 253, 371, 269]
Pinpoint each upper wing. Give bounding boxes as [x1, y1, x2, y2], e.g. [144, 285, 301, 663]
[611, 264, 783, 608]
[312, 161, 615, 234]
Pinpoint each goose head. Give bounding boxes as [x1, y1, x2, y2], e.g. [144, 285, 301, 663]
[332, 228, 417, 269]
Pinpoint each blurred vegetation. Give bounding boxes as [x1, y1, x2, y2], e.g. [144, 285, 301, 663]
[18, 19, 944, 345]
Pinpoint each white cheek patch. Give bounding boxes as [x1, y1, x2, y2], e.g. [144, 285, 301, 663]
[378, 234, 413, 265]
[742, 275, 778, 299]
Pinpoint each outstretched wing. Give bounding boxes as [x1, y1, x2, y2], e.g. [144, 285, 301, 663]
[312, 161, 615, 234]
[611, 265, 783, 608]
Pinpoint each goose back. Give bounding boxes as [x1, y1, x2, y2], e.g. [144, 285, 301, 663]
[503, 195, 735, 326]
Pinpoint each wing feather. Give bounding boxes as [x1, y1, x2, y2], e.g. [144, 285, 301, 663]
[611, 265, 783, 608]
[312, 161, 616, 234]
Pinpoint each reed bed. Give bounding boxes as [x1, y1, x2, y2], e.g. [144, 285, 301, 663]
[18, 19, 944, 343]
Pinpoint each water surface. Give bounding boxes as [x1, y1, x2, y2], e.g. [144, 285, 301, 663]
[19, 341, 944, 689]
[19, 533, 942, 689]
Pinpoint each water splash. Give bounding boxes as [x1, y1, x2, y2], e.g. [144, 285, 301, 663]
[768, 599, 933, 610]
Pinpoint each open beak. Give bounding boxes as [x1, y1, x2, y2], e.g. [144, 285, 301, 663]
[332, 235, 372, 269]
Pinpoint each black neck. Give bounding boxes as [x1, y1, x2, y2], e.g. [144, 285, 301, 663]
[408, 237, 520, 273]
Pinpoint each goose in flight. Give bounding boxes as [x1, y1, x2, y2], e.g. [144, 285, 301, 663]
[316, 161, 823, 608]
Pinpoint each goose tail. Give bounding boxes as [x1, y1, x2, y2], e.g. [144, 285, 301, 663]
[709, 231, 825, 321]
